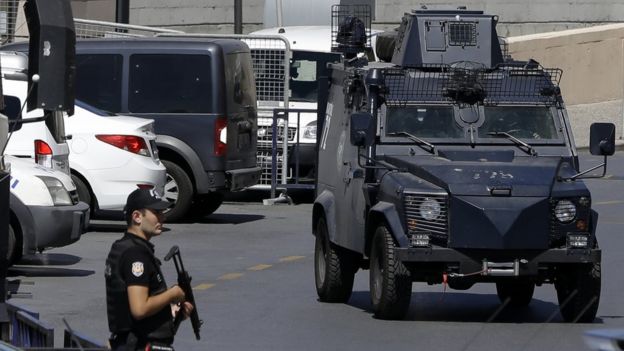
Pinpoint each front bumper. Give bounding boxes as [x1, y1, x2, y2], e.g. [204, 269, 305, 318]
[27, 201, 90, 251]
[395, 246, 600, 276]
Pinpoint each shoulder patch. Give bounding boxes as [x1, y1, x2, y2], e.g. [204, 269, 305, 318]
[131, 261, 144, 277]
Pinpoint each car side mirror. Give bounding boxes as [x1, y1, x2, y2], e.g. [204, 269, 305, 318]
[350, 112, 376, 147]
[589, 122, 615, 156]
[2, 95, 22, 131]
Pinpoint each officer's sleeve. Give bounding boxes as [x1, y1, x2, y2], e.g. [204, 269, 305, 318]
[120, 247, 155, 286]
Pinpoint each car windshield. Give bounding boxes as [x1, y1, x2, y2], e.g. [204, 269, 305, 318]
[480, 106, 559, 140]
[289, 50, 341, 102]
[385, 106, 463, 139]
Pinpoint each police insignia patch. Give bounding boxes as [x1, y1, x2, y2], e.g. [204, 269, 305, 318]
[132, 262, 144, 277]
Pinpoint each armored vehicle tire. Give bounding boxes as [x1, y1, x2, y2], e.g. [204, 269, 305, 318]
[369, 224, 412, 320]
[314, 216, 356, 303]
[7, 223, 21, 266]
[496, 281, 535, 307]
[162, 160, 193, 222]
[190, 192, 224, 218]
[555, 262, 601, 323]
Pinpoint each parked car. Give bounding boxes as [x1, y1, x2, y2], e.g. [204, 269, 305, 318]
[4, 155, 89, 265]
[1, 71, 166, 218]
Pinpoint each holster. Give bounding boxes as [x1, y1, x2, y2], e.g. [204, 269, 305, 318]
[109, 332, 139, 351]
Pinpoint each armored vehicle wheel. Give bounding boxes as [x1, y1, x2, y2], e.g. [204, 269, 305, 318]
[7, 223, 22, 266]
[314, 217, 356, 303]
[369, 224, 412, 320]
[496, 281, 535, 307]
[555, 262, 601, 323]
[162, 160, 193, 222]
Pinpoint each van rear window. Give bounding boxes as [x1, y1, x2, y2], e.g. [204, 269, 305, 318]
[76, 54, 123, 113]
[129, 54, 213, 113]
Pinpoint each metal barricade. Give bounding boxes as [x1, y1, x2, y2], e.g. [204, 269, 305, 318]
[74, 18, 184, 39]
[268, 108, 318, 199]
[5, 303, 52, 348]
[0, 0, 19, 44]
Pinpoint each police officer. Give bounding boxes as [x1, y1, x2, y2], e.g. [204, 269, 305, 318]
[105, 188, 193, 351]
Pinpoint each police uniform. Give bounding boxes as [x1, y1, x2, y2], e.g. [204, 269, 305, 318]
[105, 232, 175, 350]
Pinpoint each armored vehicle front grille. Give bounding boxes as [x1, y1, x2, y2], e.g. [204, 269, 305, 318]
[257, 125, 297, 143]
[404, 193, 448, 245]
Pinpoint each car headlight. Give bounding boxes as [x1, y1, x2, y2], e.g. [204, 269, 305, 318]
[420, 198, 441, 221]
[554, 199, 576, 223]
[37, 176, 73, 206]
[303, 122, 317, 139]
[257, 128, 267, 138]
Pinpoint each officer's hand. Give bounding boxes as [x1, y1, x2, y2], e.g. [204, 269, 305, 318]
[180, 301, 194, 320]
[169, 285, 186, 304]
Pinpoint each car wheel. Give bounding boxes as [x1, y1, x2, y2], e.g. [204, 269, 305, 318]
[496, 281, 535, 307]
[555, 262, 601, 323]
[369, 224, 411, 320]
[162, 160, 193, 222]
[190, 192, 224, 218]
[7, 223, 22, 266]
[71, 174, 92, 208]
[314, 216, 356, 303]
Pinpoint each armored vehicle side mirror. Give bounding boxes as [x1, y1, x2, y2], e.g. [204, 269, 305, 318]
[2, 95, 22, 131]
[589, 123, 615, 156]
[350, 112, 376, 147]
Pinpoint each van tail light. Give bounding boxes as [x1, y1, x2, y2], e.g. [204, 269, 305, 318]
[214, 117, 227, 156]
[96, 135, 151, 157]
[35, 139, 53, 168]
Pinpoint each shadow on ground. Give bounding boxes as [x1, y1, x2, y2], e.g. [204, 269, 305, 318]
[347, 291, 605, 324]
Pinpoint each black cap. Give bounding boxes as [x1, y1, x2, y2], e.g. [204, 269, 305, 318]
[124, 188, 171, 213]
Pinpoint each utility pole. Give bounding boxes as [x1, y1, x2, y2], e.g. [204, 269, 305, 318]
[234, 0, 242, 34]
[116, 0, 129, 24]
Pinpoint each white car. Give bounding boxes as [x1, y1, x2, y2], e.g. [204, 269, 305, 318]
[3, 77, 166, 218]
[5, 155, 90, 265]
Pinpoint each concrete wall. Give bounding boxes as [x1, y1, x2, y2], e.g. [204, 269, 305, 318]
[507, 25, 624, 145]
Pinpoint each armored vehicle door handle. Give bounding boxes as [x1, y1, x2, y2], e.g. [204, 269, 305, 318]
[344, 168, 364, 184]
[490, 186, 512, 197]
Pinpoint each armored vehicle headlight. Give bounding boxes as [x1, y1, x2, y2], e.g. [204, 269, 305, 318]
[554, 200, 576, 223]
[303, 121, 317, 140]
[37, 176, 73, 206]
[420, 198, 441, 221]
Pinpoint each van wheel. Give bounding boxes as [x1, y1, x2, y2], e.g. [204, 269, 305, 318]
[369, 224, 411, 320]
[162, 160, 193, 222]
[314, 216, 356, 303]
[496, 281, 535, 307]
[7, 223, 22, 266]
[190, 192, 224, 218]
[71, 174, 92, 208]
[555, 262, 601, 323]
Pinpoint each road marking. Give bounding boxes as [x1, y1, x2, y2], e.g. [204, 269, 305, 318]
[279, 256, 305, 263]
[247, 264, 272, 271]
[194, 283, 215, 290]
[218, 273, 244, 281]
[594, 200, 624, 206]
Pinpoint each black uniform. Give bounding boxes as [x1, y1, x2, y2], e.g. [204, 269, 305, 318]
[105, 232, 174, 350]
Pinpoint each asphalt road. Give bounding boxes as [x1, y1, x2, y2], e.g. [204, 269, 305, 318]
[5, 153, 624, 351]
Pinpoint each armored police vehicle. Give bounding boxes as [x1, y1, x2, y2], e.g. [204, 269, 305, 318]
[313, 8, 616, 322]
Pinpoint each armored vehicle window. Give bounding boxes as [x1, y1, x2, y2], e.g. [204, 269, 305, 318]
[128, 54, 212, 113]
[480, 106, 558, 140]
[385, 106, 463, 138]
[75, 54, 122, 113]
[289, 51, 341, 102]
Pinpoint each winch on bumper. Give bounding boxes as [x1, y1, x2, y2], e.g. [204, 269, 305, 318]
[395, 246, 600, 277]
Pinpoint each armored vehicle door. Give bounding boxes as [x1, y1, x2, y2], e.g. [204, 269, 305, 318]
[318, 85, 367, 253]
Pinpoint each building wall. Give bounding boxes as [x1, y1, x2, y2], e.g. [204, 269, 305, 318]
[64, 0, 624, 37]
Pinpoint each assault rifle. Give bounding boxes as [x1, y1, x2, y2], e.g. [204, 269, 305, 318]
[165, 245, 202, 340]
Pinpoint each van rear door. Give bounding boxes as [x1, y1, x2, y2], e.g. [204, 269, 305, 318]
[223, 51, 258, 174]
